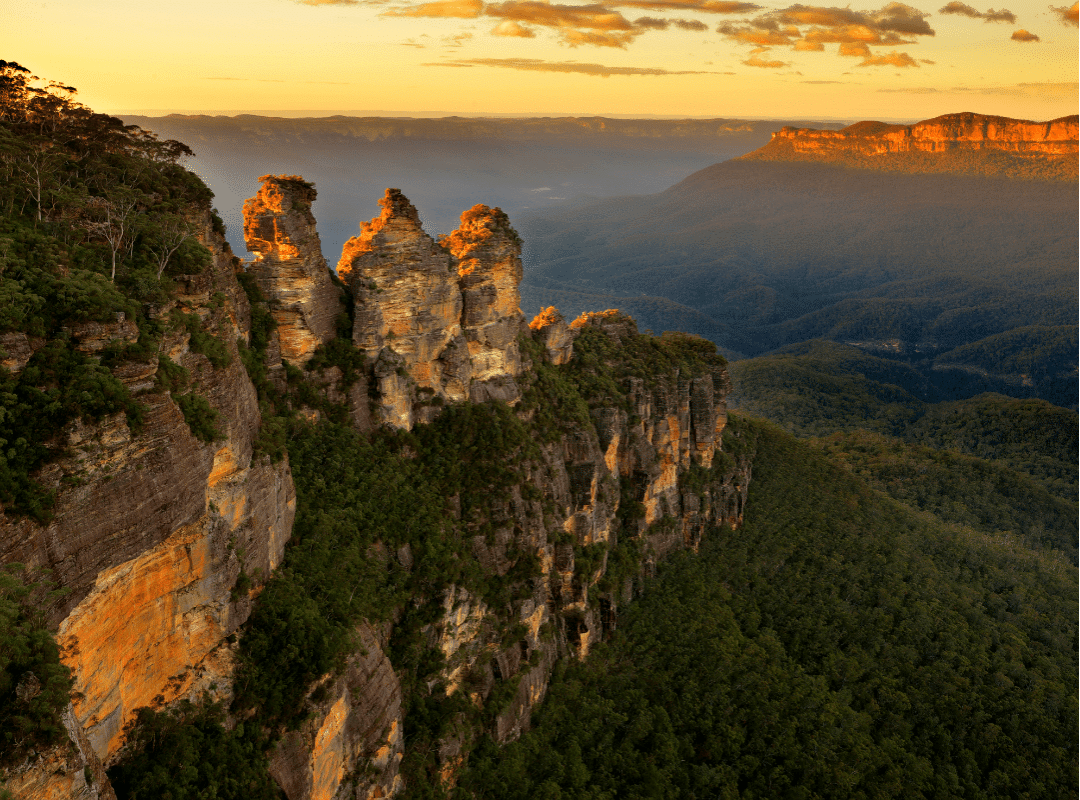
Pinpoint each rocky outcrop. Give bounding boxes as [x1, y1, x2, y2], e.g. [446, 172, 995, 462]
[744, 112, 1079, 179]
[244, 175, 343, 366]
[0, 706, 115, 800]
[336, 191, 527, 428]
[441, 204, 525, 404]
[337, 189, 468, 429]
[3, 181, 750, 800]
[529, 307, 574, 365]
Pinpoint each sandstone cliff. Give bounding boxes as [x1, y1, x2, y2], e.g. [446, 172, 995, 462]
[4, 183, 749, 800]
[2, 210, 296, 794]
[244, 175, 344, 366]
[743, 112, 1079, 180]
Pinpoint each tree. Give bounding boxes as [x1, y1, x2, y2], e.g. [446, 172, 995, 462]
[80, 192, 141, 281]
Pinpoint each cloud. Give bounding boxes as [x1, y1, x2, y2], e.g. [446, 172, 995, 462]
[743, 46, 788, 66]
[610, 0, 760, 10]
[295, 0, 359, 4]
[561, 28, 638, 44]
[718, 3, 935, 66]
[717, 22, 799, 44]
[1010, 27, 1040, 38]
[673, 17, 709, 28]
[838, 41, 871, 55]
[491, 19, 538, 33]
[938, 2, 1016, 22]
[858, 50, 919, 65]
[879, 81, 1077, 96]
[443, 31, 475, 44]
[485, 1, 635, 30]
[384, 0, 483, 16]
[426, 56, 725, 74]
[634, 15, 671, 27]
[1050, 1, 1078, 24]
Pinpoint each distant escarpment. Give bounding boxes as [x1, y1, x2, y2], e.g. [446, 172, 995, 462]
[1, 88, 749, 800]
[743, 112, 1079, 179]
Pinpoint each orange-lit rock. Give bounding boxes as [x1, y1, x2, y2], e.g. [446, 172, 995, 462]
[529, 306, 574, 365]
[338, 189, 468, 428]
[441, 204, 526, 403]
[0, 209, 298, 779]
[269, 624, 404, 800]
[2, 706, 115, 800]
[745, 112, 1079, 178]
[244, 175, 343, 366]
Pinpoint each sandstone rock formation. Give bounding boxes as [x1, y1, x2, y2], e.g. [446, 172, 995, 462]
[269, 624, 403, 800]
[4, 185, 749, 800]
[441, 204, 525, 403]
[528, 307, 574, 365]
[244, 175, 343, 366]
[336, 190, 527, 428]
[744, 112, 1079, 179]
[338, 189, 468, 428]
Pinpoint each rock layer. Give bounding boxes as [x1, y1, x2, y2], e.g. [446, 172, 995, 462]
[1, 210, 298, 777]
[745, 112, 1079, 179]
[244, 175, 343, 365]
[441, 204, 525, 403]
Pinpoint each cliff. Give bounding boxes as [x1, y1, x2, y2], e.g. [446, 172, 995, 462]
[743, 112, 1079, 180]
[1, 210, 297, 794]
[1, 108, 748, 800]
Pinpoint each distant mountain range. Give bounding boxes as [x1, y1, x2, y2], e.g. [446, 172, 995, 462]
[518, 112, 1078, 406]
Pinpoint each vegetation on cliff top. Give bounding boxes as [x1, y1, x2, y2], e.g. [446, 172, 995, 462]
[0, 60, 227, 518]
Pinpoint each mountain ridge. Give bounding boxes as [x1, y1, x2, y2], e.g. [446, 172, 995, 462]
[740, 111, 1079, 180]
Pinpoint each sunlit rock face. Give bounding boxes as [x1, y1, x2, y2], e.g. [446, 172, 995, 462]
[336, 191, 528, 428]
[269, 623, 404, 800]
[244, 175, 343, 366]
[0, 216, 297, 773]
[745, 112, 1079, 177]
[441, 204, 525, 404]
[338, 189, 468, 429]
[528, 307, 574, 366]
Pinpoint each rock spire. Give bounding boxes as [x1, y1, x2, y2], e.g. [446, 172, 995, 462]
[243, 175, 343, 365]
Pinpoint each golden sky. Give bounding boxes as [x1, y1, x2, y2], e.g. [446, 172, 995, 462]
[11, 0, 1078, 120]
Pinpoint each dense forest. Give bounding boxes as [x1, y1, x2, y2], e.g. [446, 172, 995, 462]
[459, 419, 1077, 799]
[516, 157, 1079, 409]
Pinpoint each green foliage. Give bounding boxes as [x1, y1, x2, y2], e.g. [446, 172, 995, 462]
[0, 341, 144, 519]
[0, 62, 230, 518]
[105, 701, 281, 800]
[234, 400, 542, 728]
[173, 310, 229, 369]
[0, 565, 73, 765]
[460, 420, 1078, 799]
[174, 392, 223, 443]
[815, 429, 1078, 563]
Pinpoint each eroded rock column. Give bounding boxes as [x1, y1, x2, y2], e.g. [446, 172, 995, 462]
[243, 175, 343, 366]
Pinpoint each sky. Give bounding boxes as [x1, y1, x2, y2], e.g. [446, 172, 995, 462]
[8, 0, 1078, 121]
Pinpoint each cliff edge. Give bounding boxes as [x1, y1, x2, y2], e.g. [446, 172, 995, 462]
[742, 112, 1079, 180]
